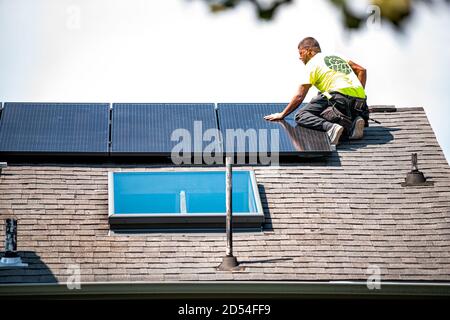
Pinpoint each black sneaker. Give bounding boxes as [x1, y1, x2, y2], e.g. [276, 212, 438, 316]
[327, 123, 344, 145]
[349, 116, 365, 140]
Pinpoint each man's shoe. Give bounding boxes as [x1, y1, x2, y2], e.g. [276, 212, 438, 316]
[327, 123, 344, 145]
[349, 116, 365, 140]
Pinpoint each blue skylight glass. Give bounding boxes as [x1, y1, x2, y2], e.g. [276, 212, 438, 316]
[108, 171, 264, 230]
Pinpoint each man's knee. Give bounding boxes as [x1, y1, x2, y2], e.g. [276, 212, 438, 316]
[294, 109, 307, 123]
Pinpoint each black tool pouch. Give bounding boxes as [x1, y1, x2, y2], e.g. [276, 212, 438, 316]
[354, 98, 370, 127]
[320, 106, 353, 132]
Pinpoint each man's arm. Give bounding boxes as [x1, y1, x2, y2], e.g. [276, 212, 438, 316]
[264, 84, 311, 121]
[348, 60, 366, 88]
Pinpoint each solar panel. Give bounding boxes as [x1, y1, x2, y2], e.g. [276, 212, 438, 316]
[111, 103, 220, 156]
[217, 103, 332, 157]
[0, 103, 110, 155]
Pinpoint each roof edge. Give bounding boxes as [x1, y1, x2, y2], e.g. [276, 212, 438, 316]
[369, 105, 425, 113]
[1, 281, 450, 299]
[393, 106, 425, 112]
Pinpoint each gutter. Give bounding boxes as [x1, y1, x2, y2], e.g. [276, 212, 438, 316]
[1, 281, 450, 299]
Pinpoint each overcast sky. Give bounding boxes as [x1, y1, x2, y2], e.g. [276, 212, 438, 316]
[0, 0, 449, 163]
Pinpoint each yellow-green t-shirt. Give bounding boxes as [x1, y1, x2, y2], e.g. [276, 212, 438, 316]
[301, 52, 366, 99]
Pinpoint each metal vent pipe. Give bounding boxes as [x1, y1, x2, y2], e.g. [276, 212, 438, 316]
[0, 218, 27, 268]
[217, 156, 239, 271]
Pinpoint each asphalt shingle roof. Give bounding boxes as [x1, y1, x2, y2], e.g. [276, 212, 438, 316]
[0, 107, 449, 285]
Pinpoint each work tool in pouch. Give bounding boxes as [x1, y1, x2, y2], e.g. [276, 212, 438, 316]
[320, 106, 353, 133]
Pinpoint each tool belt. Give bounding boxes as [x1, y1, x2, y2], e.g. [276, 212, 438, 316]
[320, 105, 353, 132]
[321, 91, 370, 128]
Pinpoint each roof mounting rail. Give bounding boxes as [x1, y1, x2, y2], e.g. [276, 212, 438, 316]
[369, 105, 396, 113]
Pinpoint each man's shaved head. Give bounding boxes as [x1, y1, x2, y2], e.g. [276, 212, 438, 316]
[298, 37, 321, 53]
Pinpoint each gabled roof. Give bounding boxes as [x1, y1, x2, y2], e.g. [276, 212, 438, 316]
[0, 106, 450, 297]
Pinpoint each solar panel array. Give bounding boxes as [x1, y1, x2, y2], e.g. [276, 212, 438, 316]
[0, 102, 332, 158]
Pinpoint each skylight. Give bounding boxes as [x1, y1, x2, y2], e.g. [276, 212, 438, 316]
[108, 170, 264, 230]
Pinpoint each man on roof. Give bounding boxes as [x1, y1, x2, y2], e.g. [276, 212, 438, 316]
[264, 37, 369, 145]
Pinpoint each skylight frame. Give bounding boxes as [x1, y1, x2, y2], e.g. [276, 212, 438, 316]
[107, 170, 265, 231]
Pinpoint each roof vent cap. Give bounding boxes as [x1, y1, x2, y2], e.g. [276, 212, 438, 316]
[402, 153, 433, 187]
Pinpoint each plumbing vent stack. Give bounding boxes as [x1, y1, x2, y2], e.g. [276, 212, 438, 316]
[217, 156, 240, 271]
[0, 219, 28, 268]
[402, 153, 433, 187]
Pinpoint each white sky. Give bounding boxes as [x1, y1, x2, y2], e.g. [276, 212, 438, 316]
[0, 0, 449, 163]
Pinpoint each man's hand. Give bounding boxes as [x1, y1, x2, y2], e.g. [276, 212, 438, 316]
[264, 112, 285, 121]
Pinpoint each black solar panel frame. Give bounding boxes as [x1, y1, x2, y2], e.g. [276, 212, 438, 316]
[217, 103, 332, 158]
[0, 102, 110, 156]
[111, 103, 221, 157]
